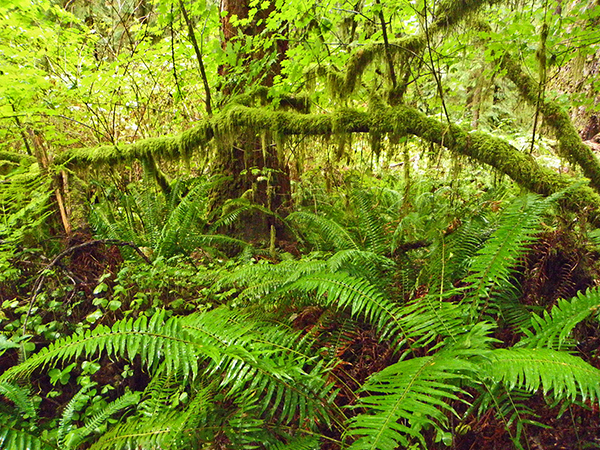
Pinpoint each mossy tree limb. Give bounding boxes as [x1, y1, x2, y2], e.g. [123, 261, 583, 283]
[498, 51, 600, 193]
[0, 151, 37, 165]
[323, 0, 506, 99]
[55, 123, 213, 167]
[58, 104, 600, 227]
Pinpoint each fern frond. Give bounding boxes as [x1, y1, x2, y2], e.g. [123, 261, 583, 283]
[398, 294, 471, 348]
[267, 435, 320, 450]
[0, 382, 36, 418]
[155, 195, 203, 258]
[181, 308, 335, 426]
[287, 211, 359, 251]
[519, 286, 600, 349]
[88, 409, 189, 450]
[468, 385, 544, 449]
[327, 250, 395, 288]
[0, 420, 55, 450]
[64, 391, 141, 449]
[57, 385, 93, 448]
[221, 258, 328, 304]
[210, 198, 284, 232]
[463, 192, 566, 315]
[0, 311, 218, 383]
[90, 382, 214, 450]
[352, 190, 387, 254]
[424, 216, 492, 293]
[279, 272, 407, 345]
[346, 347, 478, 450]
[484, 348, 600, 402]
[280, 272, 473, 350]
[138, 370, 185, 418]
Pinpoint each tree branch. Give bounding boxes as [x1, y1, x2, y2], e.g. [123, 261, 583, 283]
[498, 51, 600, 193]
[57, 104, 600, 226]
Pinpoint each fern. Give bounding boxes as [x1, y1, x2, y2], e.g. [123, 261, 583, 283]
[267, 435, 320, 450]
[181, 308, 335, 426]
[210, 197, 287, 233]
[89, 409, 191, 450]
[463, 191, 567, 316]
[57, 385, 93, 448]
[287, 211, 360, 251]
[346, 344, 480, 449]
[154, 180, 210, 257]
[278, 271, 472, 352]
[468, 385, 545, 449]
[519, 286, 600, 349]
[0, 310, 217, 383]
[326, 249, 395, 289]
[279, 272, 408, 345]
[352, 190, 387, 254]
[483, 348, 600, 402]
[0, 382, 36, 419]
[0, 419, 55, 450]
[90, 382, 214, 450]
[63, 391, 140, 449]
[91, 177, 244, 260]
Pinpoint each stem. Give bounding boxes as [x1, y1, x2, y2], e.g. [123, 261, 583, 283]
[179, 0, 213, 116]
[170, 1, 185, 101]
[375, 0, 397, 91]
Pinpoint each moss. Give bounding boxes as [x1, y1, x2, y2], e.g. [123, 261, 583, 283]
[500, 52, 600, 193]
[141, 155, 171, 197]
[316, 0, 502, 102]
[55, 102, 600, 226]
[56, 120, 214, 169]
[0, 151, 36, 166]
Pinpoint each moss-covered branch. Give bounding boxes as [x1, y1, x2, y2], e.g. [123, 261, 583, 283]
[499, 52, 600, 193]
[317, 0, 505, 99]
[55, 123, 213, 167]
[0, 151, 36, 165]
[58, 104, 600, 226]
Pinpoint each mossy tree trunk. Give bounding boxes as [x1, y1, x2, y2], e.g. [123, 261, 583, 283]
[213, 0, 291, 242]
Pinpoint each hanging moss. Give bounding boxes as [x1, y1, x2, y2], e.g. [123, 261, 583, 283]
[141, 155, 171, 197]
[312, 0, 504, 102]
[55, 101, 600, 226]
[483, 46, 600, 194]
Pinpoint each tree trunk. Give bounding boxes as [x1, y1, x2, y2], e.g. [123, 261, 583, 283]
[214, 0, 292, 242]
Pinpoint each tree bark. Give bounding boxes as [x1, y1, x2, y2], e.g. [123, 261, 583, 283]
[214, 0, 291, 241]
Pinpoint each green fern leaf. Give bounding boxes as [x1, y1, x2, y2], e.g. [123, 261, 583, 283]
[64, 391, 140, 449]
[353, 190, 387, 254]
[57, 385, 93, 448]
[0, 382, 36, 419]
[267, 435, 320, 449]
[181, 308, 335, 426]
[463, 191, 567, 315]
[280, 272, 406, 343]
[88, 410, 189, 450]
[90, 382, 214, 450]
[519, 286, 600, 349]
[484, 348, 600, 402]
[347, 347, 477, 450]
[0, 420, 55, 450]
[0, 311, 219, 383]
[287, 211, 359, 251]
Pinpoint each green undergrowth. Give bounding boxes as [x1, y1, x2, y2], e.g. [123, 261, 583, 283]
[2, 168, 600, 450]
